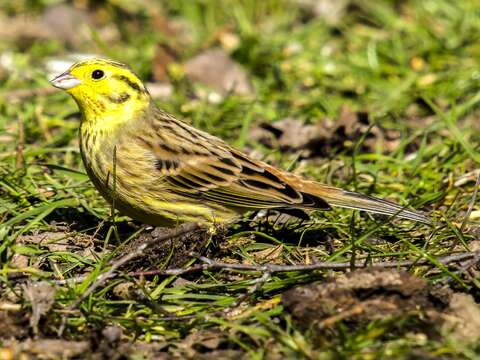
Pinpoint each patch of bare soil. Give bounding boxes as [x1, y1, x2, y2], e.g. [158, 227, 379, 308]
[119, 225, 229, 270]
[283, 269, 430, 328]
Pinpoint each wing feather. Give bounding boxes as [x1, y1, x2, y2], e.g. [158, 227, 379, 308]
[144, 114, 330, 210]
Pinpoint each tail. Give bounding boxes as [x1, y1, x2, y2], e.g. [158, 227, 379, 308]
[305, 183, 431, 224]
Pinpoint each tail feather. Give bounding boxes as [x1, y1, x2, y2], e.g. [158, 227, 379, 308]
[306, 184, 431, 224]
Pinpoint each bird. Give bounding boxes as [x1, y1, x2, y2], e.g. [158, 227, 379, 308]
[50, 58, 431, 227]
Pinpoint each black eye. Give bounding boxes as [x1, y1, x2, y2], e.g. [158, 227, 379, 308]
[91, 69, 104, 80]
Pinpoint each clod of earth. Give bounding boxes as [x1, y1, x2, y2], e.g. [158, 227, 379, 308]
[282, 269, 443, 343]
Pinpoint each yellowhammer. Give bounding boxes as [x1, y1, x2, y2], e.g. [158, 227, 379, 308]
[50, 58, 430, 226]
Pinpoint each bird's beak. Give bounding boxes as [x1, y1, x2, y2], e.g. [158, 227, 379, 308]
[50, 71, 81, 90]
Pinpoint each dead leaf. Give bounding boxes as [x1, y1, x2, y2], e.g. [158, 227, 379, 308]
[22, 282, 56, 334]
[16, 231, 93, 252]
[251, 245, 284, 263]
[185, 48, 253, 96]
[178, 330, 231, 358]
[172, 277, 194, 287]
[448, 169, 480, 187]
[263, 117, 326, 150]
[250, 106, 404, 157]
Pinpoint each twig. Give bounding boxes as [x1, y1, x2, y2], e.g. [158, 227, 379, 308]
[456, 253, 480, 276]
[127, 251, 478, 277]
[24, 250, 479, 287]
[196, 251, 478, 270]
[441, 251, 480, 286]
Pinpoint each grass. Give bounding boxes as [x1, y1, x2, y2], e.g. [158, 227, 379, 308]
[1, 0, 480, 358]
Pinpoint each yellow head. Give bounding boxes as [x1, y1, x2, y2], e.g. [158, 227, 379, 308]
[50, 58, 150, 129]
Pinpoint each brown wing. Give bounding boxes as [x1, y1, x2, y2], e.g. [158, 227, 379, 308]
[144, 110, 330, 211]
